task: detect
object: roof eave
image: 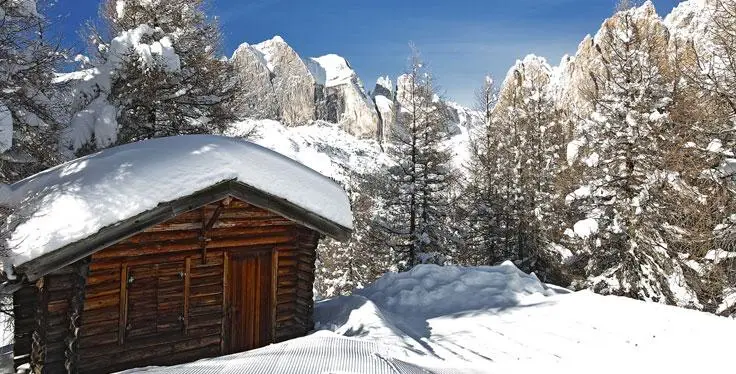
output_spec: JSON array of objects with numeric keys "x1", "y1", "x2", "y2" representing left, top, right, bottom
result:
[{"x1": 9, "y1": 179, "x2": 352, "y2": 285}]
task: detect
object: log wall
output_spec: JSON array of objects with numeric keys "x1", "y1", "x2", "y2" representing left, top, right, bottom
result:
[
  {"x1": 13, "y1": 283, "x2": 37, "y2": 369},
  {"x1": 14, "y1": 198, "x2": 320, "y2": 374}
]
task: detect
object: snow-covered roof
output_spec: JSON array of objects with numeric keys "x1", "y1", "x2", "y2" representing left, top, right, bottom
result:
[{"x1": 4, "y1": 135, "x2": 353, "y2": 272}]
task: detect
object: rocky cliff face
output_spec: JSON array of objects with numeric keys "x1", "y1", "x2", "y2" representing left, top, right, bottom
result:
[
  {"x1": 230, "y1": 43, "x2": 279, "y2": 120},
  {"x1": 230, "y1": 36, "x2": 480, "y2": 142},
  {"x1": 251, "y1": 36, "x2": 317, "y2": 125},
  {"x1": 308, "y1": 54, "x2": 380, "y2": 139},
  {"x1": 372, "y1": 76, "x2": 394, "y2": 143},
  {"x1": 498, "y1": 0, "x2": 684, "y2": 123}
]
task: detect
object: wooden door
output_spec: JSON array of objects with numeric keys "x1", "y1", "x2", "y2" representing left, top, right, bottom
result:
[{"x1": 228, "y1": 249, "x2": 273, "y2": 353}]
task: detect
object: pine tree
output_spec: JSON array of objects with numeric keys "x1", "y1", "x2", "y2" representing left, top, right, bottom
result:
[
  {"x1": 380, "y1": 48, "x2": 456, "y2": 270},
  {"x1": 0, "y1": 0, "x2": 63, "y2": 183},
  {"x1": 65, "y1": 0, "x2": 236, "y2": 153}
]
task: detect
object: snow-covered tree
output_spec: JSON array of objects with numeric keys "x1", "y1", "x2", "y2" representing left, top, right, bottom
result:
[
  {"x1": 566, "y1": 5, "x2": 700, "y2": 304},
  {"x1": 379, "y1": 49, "x2": 456, "y2": 270},
  {"x1": 457, "y1": 76, "x2": 505, "y2": 265},
  {"x1": 64, "y1": 0, "x2": 236, "y2": 153},
  {"x1": 669, "y1": 0, "x2": 736, "y2": 312},
  {"x1": 465, "y1": 57, "x2": 567, "y2": 275},
  {"x1": 316, "y1": 173, "x2": 394, "y2": 298},
  {"x1": 0, "y1": 0, "x2": 63, "y2": 183}
]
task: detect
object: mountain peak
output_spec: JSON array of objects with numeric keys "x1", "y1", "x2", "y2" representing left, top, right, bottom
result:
[
  {"x1": 375, "y1": 76, "x2": 393, "y2": 95},
  {"x1": 309, "y1": 54, "x2": 355, "y2": 88}
]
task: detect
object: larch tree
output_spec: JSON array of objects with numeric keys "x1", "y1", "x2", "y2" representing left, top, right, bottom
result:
[
  {"x1": 379, "y1": 48, "x2": 456, "y2": 270},
  {"x1": 482, "y1": 56, "x2": 566, "y2": 274},
  {"x1": 458, "y1": 76, "x2": 504, "y2": 266},
  {"x1": 567, "y1": 5, "x2": 699, "y2": 305},
  {"x1": 673, "y1": 0, "x2": 736, "y2": 312},
  {"x1": 64, "y1": 0, "x2": 237, "y2": 153}
]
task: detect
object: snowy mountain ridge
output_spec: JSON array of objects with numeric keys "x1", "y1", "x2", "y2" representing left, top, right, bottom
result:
[
  {"x1": 231, "y1": 35, "x2": 483, "y2": 142},
  {"x1": 308, "y1": 54, "x2": 357, "y2": 88},
  {"x1": 520, "y1": 0, "x2": 716, "y2": 116},
  {"x1": 231, "y1": 35, "x2": 381, "y2": 139}
]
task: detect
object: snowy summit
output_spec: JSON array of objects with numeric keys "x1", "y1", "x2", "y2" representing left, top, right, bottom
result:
[{"x1": 3, "y1": 135, "x2": 352, "y2": 269}]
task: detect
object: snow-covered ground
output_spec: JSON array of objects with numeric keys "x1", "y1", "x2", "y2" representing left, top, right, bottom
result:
[
  {"x1": 227, "y1": 119, "x2": 393, "y2": 188},
  {"x1": 122, "y1": 262, "x2": 735, "y2": 373},
  {"x1": 226, "y1": 112, "x2": 478, "y2": 189}
]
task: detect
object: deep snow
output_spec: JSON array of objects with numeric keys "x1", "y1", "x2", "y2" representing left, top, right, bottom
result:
[
  {"x1": 226, "y1": 119, "x2": 393, "y2": 188},
  {"x1": 3, "y1": 135, "x2": 352, "y2": 268},
  {"x1": 122, "y1": 262, "x2": 735, "y2": 373}
]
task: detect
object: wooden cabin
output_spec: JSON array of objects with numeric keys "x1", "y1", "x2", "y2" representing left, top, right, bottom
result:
[{"x1": 1, "y1": 136, "x2": 353, "y2": 374}]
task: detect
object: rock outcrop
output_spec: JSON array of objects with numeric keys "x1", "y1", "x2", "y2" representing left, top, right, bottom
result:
[
  {"x1": 230, "y1": 43, "x2": 279, "y2": 119},
  {"x1": 230, "y1": 36, "x2": 482, "y2": 142},
  {"x1": 252, "y1": 36, "x2": 316, "y2": 125},
  {"x1": 372, "y1": 76, "x2": 394, "y2": 143},
  {"x1": 308, "y1": 54, "x2": 380, "y2": 139}
]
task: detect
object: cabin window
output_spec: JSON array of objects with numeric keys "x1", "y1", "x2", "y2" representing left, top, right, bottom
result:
[{"x1": 119, "y1": 260, "x2": 189, "y2": 343}]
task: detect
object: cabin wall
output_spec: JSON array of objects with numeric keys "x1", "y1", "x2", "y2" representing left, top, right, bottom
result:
[
  {"x1": 12, "y1": 262, "x2": 90, "y2": 374},
  {"x1": 13, "y1": 283, "x2": 37, "y2": 369},
  {"x1": 85, "y1": 200, "x2": 318, "y2": 373},
  {"x1": 47, "y1": 198, "x2": 319, "y2": 374},
  {"x1": 273, "y1": 228, "x2": 319, "y2": 342},
  {"x1": 78, "y1": 252, "x2": 225, "y2": 373}
]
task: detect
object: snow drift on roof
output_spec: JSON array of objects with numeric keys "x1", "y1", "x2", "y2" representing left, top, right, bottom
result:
[{"x1": 4, "y1": 135, "x2": 352, "y2": 267}]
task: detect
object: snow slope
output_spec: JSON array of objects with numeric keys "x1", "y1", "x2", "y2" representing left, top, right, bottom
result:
[
  {"x1": 226, "y1": 115, "x2": 479, "y2": 191},
  {"x1": 226, "y1": 119, "x2": 392, "y2": 189},
  {"x1": 3, "y1": 135, "x2": 352, "y2": 268},
  {"x1": 122, "y1": 262, "x2": 735, "y2": 373}
]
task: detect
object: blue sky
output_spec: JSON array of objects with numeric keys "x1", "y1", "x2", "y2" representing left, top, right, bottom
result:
[{"x1": 52, "y1": 0, "x2": 681, "y2": 107}]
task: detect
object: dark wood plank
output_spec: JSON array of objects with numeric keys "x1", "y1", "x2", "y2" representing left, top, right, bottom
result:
[
  {"x1": 118, "y1": 264, "x2": 128, "y2": 345},
  {"x1": 184, "y1": 257, "x2": 191, "y2": 335}
]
